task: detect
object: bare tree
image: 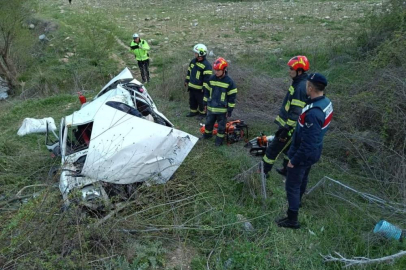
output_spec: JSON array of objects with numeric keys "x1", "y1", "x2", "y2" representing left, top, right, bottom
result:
[{"x1": 0, "y1": 0, "x2": 27, "y2": 92}]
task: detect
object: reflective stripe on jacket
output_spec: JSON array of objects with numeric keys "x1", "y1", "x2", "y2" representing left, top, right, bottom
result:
[
  {"x1": 275, "y1": 73, "x2": 308, "y2": 130},
  {"x1": 288, "y1": 96, "x2": 333, "y2": 166},
  {"x1": 204, "y1": 74, "x2": 237, "y2": 114},
  {"x1": 130, "y1": 39, "x2": 150, "y2": 61},
  {"x1": 185, "y1": 58, "x2": 213, "y2": 90}
]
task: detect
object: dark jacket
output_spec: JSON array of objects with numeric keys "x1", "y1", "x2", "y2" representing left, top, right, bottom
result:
[
  {"x1": 288, "y1": 96, "x2": 333, "y2": 166},
  {"x1": 203, "y1": 74, "x2": 237, "y2": 114},
  {"x1": 275, "y1": 73, "x2": 308, "y2": 130},
  {"x1": 185, "y1": 58, "x2": 212, "y2": 90}
]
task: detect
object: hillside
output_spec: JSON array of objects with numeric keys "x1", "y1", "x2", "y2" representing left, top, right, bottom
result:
[{"x1": 0, "y1": 0, "x2": 405, "y2": 269}]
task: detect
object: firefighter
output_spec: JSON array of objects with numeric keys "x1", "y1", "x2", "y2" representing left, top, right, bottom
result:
[
  {"x1": 184, "y1": 44, "x2": 213, "y2": 117},
  {"x1": 263, "y1": 56, "x2": 310, "y2": 178},
  {"x1": 130, "y1": 33, "x2": 151, "y2": 83},
  {"x1": 276, "y1": 73, "x2": 333, "y2": 229},
  {"x1": 201, "y1": 57, "x2": 237, "y2": 146}
]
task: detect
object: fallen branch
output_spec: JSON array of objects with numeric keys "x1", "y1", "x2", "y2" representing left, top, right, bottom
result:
[
  {"x1": 0, "y1": 207, "x2": 19, "y2": 211},
  {"x1": 0, "y1": 195, "x2": 33, "y2": 207},
  {"x1": 16, "y1": 184, "x2": 49, "y2": 197},
  {"x1": 88, "y1": 254, "x2": 118, "y2": 264},
  {"x1": 91, "y1": 200, "x2": 137, "y2": 228},
  {"x1": 321, "y1": 250, "x2": 406, "y2": 268},
  {"x1": 307, "y1": 176, "x2": 406, "y2": 213}
]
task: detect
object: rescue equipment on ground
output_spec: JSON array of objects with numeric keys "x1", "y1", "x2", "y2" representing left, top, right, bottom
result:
[
  {"x1": 244, "y1": 133, "x2": 275, "y2": 156},
  {"x1": 200, "y1": 120, "x2": 249, "y2": 144}
]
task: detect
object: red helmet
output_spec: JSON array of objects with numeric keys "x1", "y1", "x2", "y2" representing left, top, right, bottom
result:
[
  {"x1": 213, "y1": 57, "x2": 228, "y2": 70},
  {"x1": 287, "y1": 55, "x2": 310, "y2": 71}
]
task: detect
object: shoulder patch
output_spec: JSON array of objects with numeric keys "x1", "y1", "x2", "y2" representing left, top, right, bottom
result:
[{"x1": 305, "y1": 122, "x2": 313, "y2": 128}]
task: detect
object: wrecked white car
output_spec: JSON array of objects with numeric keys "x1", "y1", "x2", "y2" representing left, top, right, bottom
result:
[{"x1": 46, "y1": 68, "x2": 198, "y2": 209}]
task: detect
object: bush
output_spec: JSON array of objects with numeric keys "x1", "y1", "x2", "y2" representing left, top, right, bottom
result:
[
  {"x1": 326, "y1": 0, "x2": 406, "y2": 200},
  {"x1": 0, "y1": 0, "x2": 35, "y2": 91},
  {"x1": 356, "y1": 0, "x2": 406, "y2": 57}
]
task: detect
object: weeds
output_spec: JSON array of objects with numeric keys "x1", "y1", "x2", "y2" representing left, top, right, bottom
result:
[{"x1": 1, "y1": 0, "x2": 405, "y2": 269}]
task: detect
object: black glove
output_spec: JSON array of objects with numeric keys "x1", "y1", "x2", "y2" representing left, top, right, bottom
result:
[
  {"x1": 278, "y1": 127, "x2": 289, "y2": 141},
  {"x1": 131, "y1": 45, "x2": 139, "y2": 49},
  {"x1": 226, "y1": 110, "x2": 232, "y2": 118}
]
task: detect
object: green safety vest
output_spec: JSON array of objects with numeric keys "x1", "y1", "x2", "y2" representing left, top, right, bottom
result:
[{"x1": 130, "y1": 39, "x2": 150, "y2": 61}]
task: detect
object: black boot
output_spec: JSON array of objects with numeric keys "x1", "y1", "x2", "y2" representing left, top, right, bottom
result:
[
  {"x1": 198, "y1": 113, "x2": 207, "y2": 120},
  {"x1": 199, "y1": 134, "x2": 212, "y2": 140},
  {"x1": 276, "y1": 159, "x2": 289, "y2": 177},
  {"x1": 186, "y1": 112, "x2": 198, "y2": 117},
  {"x1": 215, "y1": 136, "x2": 224, "y2": 147},
  {"x1": 276, "y1": 209, "x2": 300, "y2": 229},
  {"x1": 275, "y1": 216, "x2": 289, "y2": 224}
]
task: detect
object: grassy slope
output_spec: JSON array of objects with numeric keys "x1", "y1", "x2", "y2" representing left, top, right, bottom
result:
[{"x1": 0, "y1": 0, "x2": 405, "y2": 269}]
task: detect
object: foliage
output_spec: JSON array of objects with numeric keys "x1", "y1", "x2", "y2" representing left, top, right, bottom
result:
[
  {"x1": 0, "y1": 0, "x2": 34, "y2": 91},
  {"x1": 356, "y1": 0, "x2": 406, "y2": 57},
  {"x1": 0, "y1": 0, "x2": 405, "y2": 270}
]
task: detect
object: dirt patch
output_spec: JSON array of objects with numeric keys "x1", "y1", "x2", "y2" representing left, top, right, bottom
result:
[
  {"x1": 165, "y1": 245, "x2": 197, "y2": 270},
  {"x1": 110, "y1": 53, "x2": 127, "y2": 69}
]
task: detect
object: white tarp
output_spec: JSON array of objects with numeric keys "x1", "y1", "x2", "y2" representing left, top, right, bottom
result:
[
  {"x1": 17, "y1": 117, "x2": 57, "y2": 136},
  {"x1": 81, "y1": 104, "x2": 198, "y2": 184}
]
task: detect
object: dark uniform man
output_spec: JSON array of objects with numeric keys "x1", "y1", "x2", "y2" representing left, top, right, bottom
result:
[
  {"x1": 276, "y1": 73, "x2": 333, "y2": 229},
  {"x1": 130, "y1": 33, "x2": 151, "y2": 83},
  {"x1": 263, "y1": 56, "x2": 310, "y2": 178},
  {"x1": 201, "y1": 57, "x2": 237, "y2": 146},
  {"x1": 185, "y1": 44, "x2": 213, "y2": 117}
]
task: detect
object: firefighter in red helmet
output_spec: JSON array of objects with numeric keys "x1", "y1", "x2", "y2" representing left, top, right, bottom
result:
[
  {"x1": 262, "y1": 56, "x2": 310, "y2": 177},
  {"x1": 201, "y1": 57, "x2": 237, "y2": 146}
]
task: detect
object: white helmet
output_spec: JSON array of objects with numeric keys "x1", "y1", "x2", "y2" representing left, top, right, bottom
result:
[
  {"x1": 193, "y1": 43, "x2": 207, "y2": 56},
  {"x1": 132, "y1": 33, "x2": 139, "y2": 38}
]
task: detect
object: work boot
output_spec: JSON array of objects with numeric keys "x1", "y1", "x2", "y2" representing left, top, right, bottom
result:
[
  {"x1": 186, "y1": 112, "x2": 198, "y2": 117},
  {"x1": 275, "y1": 216, "x2": 289, "y2": 224},
  {"x1": 199, "y1": 134, "x2": 212, "y2": 140},
  {"x1": 276, "y1": 159, "x2": 289, "y2": 177},
  {"x1": 276, "y1": 209, "x2": 300, "y2": 229},
  {"x1": 215, "y1": 136, "x2": 224, "y2": 147}
]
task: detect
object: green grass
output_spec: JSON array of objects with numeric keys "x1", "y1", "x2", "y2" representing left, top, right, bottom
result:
[{"x1": 0, "y1": 0, "x2": 405, "y2": 269}]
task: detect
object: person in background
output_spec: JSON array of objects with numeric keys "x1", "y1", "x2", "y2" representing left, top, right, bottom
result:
[
  {"x1": 276, "y1": 73, "x2": 333, "y2": 229},
  {"x1": 263, "y1": 56, "x2": 310, "y2": 178},
  {"x1": 201, "y1": 57, "x2": 237, "y2": 146},
  {"x1": 185, "y1": 44, "x2": 213, "y2": 118},
  {"x1": 130, "y1": 33, "x2": 151, "y2": 83}
]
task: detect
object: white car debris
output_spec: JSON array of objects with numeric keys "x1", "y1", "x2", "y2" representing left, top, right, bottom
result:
[{"x1": 45, "y1": 68, "x2": 198, "y2": 209}]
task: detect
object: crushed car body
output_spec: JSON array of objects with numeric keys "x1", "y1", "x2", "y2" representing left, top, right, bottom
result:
[{"x1": 46, "y1": 68, "x2": 198, "y2": 209}]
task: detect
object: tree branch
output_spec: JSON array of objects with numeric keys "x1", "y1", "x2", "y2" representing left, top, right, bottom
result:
[{"x1": 321, "y1": 250, "x2": 406, "y2": 268}]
